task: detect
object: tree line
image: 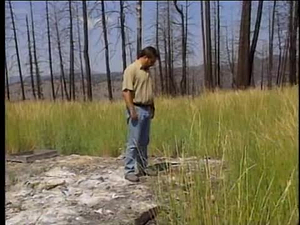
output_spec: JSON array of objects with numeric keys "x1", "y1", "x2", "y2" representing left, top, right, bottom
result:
[{"x1": 5, "y1": 1, "x2": 299, "y2": 101}]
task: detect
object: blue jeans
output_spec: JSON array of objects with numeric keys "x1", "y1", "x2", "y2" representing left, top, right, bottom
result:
[{"x1": 124, "y1": 106, "x2": 151, "y2": 175}]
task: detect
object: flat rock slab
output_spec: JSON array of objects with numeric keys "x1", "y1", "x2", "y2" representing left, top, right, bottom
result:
[
  {"x1": 5, "y1": 155, "x2": 159, "y2": 225},
  {"x1": 5, "y1": 154, "x2": 226, "y2": 225},
  {"x1": 6, "y1": 149, "x2": 59, "y2": 163}
]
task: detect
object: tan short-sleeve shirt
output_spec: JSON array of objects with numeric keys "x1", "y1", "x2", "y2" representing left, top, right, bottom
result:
[{"x1": 122, "y1": 60, "x2": 154, "y2": 105}]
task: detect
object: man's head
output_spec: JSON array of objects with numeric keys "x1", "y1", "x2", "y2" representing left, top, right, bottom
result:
[{"x1": 137, "y1": 46, "x2": 159, "y2": 69}]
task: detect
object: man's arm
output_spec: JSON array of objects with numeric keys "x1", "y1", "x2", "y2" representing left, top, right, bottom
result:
[
  {"x1": 150, "y1": 101, "x2": 155, "y2": 119},
  {"x1": 122, "y1": 65, "x2": 138, "y2": 120},
  {"x1": 122, "y1": 90, "x2": 138, "y2": 120}
]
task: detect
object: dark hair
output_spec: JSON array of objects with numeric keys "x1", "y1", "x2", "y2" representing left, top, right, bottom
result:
[{"x1": 137, "y1": 46, "x2": 159, "y2": 59}]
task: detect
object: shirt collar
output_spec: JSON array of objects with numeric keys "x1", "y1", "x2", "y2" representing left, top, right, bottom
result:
[
  {"x1": 135, "y1": 60, "x2": 143, "y2": 69},
  {"x1": 135, "y1": 60, "x2": 149, "y2": 71}
]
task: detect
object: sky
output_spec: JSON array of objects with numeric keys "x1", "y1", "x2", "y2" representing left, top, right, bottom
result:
[{"x1": 5, "y1": 1, "x2": 273, "y2": 78}]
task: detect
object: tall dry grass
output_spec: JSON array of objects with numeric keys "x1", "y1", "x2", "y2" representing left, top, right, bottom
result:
[{"x1": 5, "y1": 86, "x2": 298, "y2": 224}]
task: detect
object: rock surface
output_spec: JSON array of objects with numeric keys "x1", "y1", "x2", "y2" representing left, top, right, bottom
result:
[{"x1": 5, "y1": 154, "x2": 226, "y2": 225}]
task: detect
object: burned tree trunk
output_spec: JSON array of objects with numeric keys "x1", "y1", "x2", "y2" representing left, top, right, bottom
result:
[
  {"x1": 46, "y1": 0, "x2": 55, "y2": 100},
  {"x1": 82, "y1": 0, "x2": 93, "y2": 101},
  {"x1": 163, "y1": 27, "x2": 169, "y2": 95},
  {"x1": 236, "y1": 1, "x2": 251, "y2": 89},
  {"x1": 101, "y1": 0, "x2": 113, "y2": 101},
  {"x1": 276, "y1": 8, "x2": 282, "y2": 86},
  {"x1": 261, "y1": 46, "x2": 265, "y2": 90},
  {"x1": 120, "y1": 0, "x2": 127, "y2": 72},
  {"x1": 76, "y1": 3, "x2": 86, "y2": 101},
  {"x1": 231, "y1": 27, "x2": 236, "y2": 88},
  {"x1": 200, "y1": 1, "x2": 207, "y2": 90},
  {"x1": 289, "y1": 1, "x2": 297, "y2": 85},
  {"x1": 30, "y1": 1, "x2": 42, "y2": 99},
  {"x1": 26, "y1": 15, "x2": 36, "y2": 100},
  {"x1": 268, "y1": 0, "x2": 275, "y2": 89},
  {"x1": 9, "y1": 0, "x2": 26, "y2": 100},
  {"x1": 54, "y1": 8, "x2": 69, "y2": 100},
  {"x1": 136, "y1": 0, "x2": 142, "y2": 57},
  {"x1": 69, "y1": 0, "x2": 75, "y2": 100},
  {"x1": 217, "y1": 0, "x2": 220, "y2": 88},
  {"x1": 204, "y1": 1, "x2": 213, "y2": 90},
  {"x1": 174, "y1": 0, "x2": 187, "y2": 95},
  {"x1": 248, "y1": 0, "x2": 263, "y2": 87},
  {"x1": 185, "y1": 0, "x2": 189, "y2": 94},
  {"x1": 5, "y1": 53, "x2": 10, "y2": 101}
]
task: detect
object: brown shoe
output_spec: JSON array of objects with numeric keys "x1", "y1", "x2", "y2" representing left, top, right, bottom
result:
[
  {"x1": 137, "y1": 168, "x2": 158, "y2": 177},
  {"x1": 125, "y1": 173, "x2": 140, "y2": 182}
]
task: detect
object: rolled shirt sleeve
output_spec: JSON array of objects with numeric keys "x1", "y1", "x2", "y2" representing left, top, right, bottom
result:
[{"x1": 122, "y1": 65, "x2": 135, "y2": 91}]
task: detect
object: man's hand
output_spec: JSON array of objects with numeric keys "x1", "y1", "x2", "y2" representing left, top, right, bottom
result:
[
  {"x1": 129, "y1": 107, "x2": 138, "y2": 120},
  {"x1": 122, "y1": 90, "x2": 138, "y2": 120},
  {"x1": 150, "y1": 105, "x2": 155, "y2": 119}
]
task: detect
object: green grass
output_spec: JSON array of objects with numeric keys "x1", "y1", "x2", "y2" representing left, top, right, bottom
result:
[{"x1": 5, "y1": 86, "x2": 298, "y2": 224}]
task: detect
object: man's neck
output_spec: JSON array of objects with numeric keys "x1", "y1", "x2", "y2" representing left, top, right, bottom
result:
[
  {"x1": 136, "y1": 59, "x2": 150, "y2": 71},
  {"x1": 136, "y1": 59, "x2": 143, "y2": 67}
]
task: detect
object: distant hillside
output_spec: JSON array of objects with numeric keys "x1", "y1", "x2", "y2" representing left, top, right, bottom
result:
[
  {"x1": 6, "y1": 55, "x2": 293, "y2": 101},
  {"x1": 8, "y1": 71, "x2": 123, "y2": 85}
]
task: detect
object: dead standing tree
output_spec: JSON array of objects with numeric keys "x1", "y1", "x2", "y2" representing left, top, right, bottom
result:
[
  {"x1": 30, "y1": 1, "x2": 43, "y2": 99},
  {"x1": 275, "y1": 5, "x2": 283, "y2": 86},
  {"x1": 136, "y1": 0, "x2": 142, "y2": 57},
  {"x1": 82, "y1": 0, "x2": 93, "y2": 101},
  {"x1": 54, "y1": 4, "x2": 70, "y2": 100},
  {"x1": 268, "y1": 0, "x2": 275, "y2": 89},
  {"x1": 248, "y1": 0, "x2": 263, "y2": 87},
  {"x1": 174, "y1": 0, "x2": 187, "y2": 95},
  {"x1": 236, "y1": 1, "x2": 251, "y2": 89},
  {"x1": 75, "y1": 2, "x2": 86, "y2": 101},
  {"x1": 26, "y1": 15, "x2": 36, "y2": 100},
  {"x1": 46, "y1": 0, "x2": 56, "y2": 100},
  {"x1": 101, "y1": 0, "x2": 113, "y2": 101},
  {"x1": 216, "y1": 0, "x2": 221, "y2": 88},
  {"x1": 5, "y1": 51, "x2": 10, "y2": 101},
  {"x1": 289, "y1": 1, "x2": 298, "y2": 85},
  {"x1": 120, "y1": 0, "x2": 127, "y2": 72},
  {"x1": 204, "y1": 1, "x2": 213, "y2": 90},
  {"x1": 69, "y1": 0, "x2": 75, "y2": 100},
  {"x1": 200, "y1": 1, "x2": 207, "y2": 90},
  {"x1": 9, "y1": 0, "x2": 26, "y2": 100}
]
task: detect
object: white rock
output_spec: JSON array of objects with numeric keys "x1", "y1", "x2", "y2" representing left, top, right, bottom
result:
[
  {"x1": 44, "y1": 167, "x2": 76, "y2": 178},
  {"x1": 77, "y1": 192, "x2": 104, "y2": 207},
  {"x1": 95, "y1": 208, "x2": 103, "y2": 214}
]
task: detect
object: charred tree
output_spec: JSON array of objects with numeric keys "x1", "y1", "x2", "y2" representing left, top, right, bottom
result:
[
  {"x1": 9, "y1": 0, "x2": 26, "y2": 100},
  {"x1": 101, "y1": 0, "x2": 113, "y2": 100},
  {"x1": 26, "y1": 15, "x2": 36, "y2": 100},
  {"x1": 46, "y1": 0, "x2": 56, "y2": 100},
  {"x1": 82, "y1": 0, "x2": 93, "y2": 101}
]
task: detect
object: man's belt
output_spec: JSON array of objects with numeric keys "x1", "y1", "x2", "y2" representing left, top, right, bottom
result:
[{"x1": 133, "y1": 103, "x2": 153, "y2": 108}]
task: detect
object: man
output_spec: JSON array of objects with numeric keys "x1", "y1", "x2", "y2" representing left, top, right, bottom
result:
[{"x1": 122, "y1": 46, "x2": 158, "y2": 182}]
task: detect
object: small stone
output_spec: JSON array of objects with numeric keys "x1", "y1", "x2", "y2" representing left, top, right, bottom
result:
[
  {"x1": 106, "y1": 209, "x2": 114, "y2": 215},
  {"x1": 42, "y1": 179, "x2": 66, "y2": 190},
  {"x1": 95, "y1": 208, "x2": 103, "y2": 214}
]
